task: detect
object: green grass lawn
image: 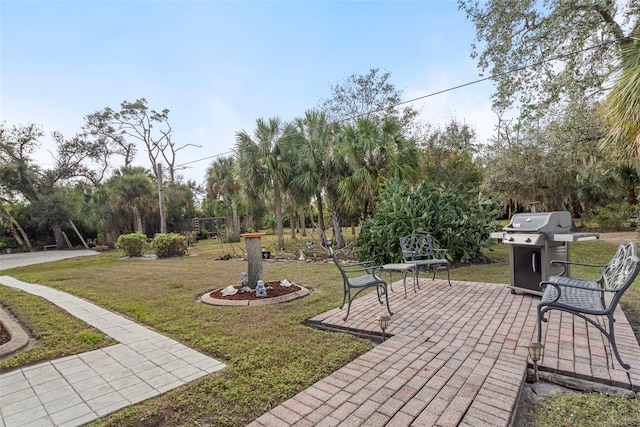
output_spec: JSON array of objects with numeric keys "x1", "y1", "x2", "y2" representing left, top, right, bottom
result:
[{"x1": 0, "y1": 235, "x2": 638, "y2": 426}]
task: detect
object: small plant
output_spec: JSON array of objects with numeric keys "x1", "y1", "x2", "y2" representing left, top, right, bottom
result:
[
  {"x1": 75, "y1": 330, "x2": 106, "y2": 345},
  {"x1": 96, "y1": 230, "x2": 106, "y2": 246},
  {"x1": 200, "y1": 229, "x2": 211, "y2": 239},
  {"x1": 116, "y1": 232, "x2": 147, "y2": 257},
  {"x1": 150, "y1": 233, "x2": 187, "y2": 258}
]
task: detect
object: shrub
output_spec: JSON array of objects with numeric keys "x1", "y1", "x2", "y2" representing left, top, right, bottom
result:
[
  {"x1": 357, "y1": 179, "x2": 501, "y2": 264},
  {"x1": 150, "y1": 233, "x2": 187, "y2": 258},
  {"x1": 593, "y1": 203, "x2": 634, "y2": 231},
  {"x1": 216, "y1": 224, "x2": 240, "y2": 243},
  {"x1": 116, "y1": 233, "x2": 147, "y2": 257},
  {"x1": 200, "y1": 229, "x2": 211, "y2": 239}
]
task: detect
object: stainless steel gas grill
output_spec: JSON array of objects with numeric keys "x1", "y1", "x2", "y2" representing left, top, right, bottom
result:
[{"x1": 490, "y1": 211, "x2": 599, "y2": 295}]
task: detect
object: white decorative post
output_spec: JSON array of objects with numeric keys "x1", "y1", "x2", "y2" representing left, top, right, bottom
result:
[{"x1": 241, "y1": 233, "x2": 266, "y2": 288}]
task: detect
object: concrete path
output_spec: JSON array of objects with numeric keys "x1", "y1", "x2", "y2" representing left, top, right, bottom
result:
[
  {"x1": 0, "y1": 276, "x2": 226, "y2": 427},
  {"x1": 0, "y1": 250, "x2": 99, "y2": 271}
]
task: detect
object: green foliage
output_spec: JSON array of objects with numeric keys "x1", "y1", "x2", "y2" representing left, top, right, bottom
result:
[
  {"x1": 420, "y1": 119, "x2": 482, "y2": 191},
  {"x1": 357, "y1": 179, "x2": 501, "y2": 264},
  {"x1": 150, "y1": 233, "x2": 187, "y2": 258},
  {"x1": 116, "y1": 232, "x2": 147, "y2": 257},
  {"x1": 0, "y1": 235, "x2": 9, "y2": 249},
  {"x1": 593, "y1": 203, "x2": 635, "y2": 230},
  {"x1": 458, "y1": 0, "x2": 637, "y2": 115},
  {"x1": 75, "y1": 330, "x2": 106, "y2": 345},
  {"x1": 200, "y1": 229, "x2": 211, "y2": 239}
]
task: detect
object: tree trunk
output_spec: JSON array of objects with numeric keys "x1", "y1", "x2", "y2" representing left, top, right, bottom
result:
[
  {"x1": 300, "y1": 207, "x2": 307, "y2": 237},
  {"x1": 275, "y1": 186, "x2": 285, "y2": 250},
  {"x1": 231, "y1": 198, "x2": 240, "y2": 240},
  {"x1": 133, "y1": 207, "x2": 143, "y2": 234},
  {"x1": 290, "y1": 206, "x2": 296, "y2": 239},
  {"x1": 1, "y1": 208, "x2": 33, "y2": 251},
  {"x1": 315, "y1": 191, "x2": 326, "y2": 242},
  {"x1": 53, "y1": 226, "x2": 67, "y2": 249},
  {"x1": 157, "y1": 164, "x2": 167, "y2": 233},
  {"x1": 328, "y1": 195, "x2": 345, "y2": 249}
]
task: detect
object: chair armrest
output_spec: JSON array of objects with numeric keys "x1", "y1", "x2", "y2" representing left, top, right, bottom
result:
[
  {"x1": 550, "y1": 259, "x2": 607, "y2": 268},
  {"x1": 540, "y1": 280, "x2": 609, "y2": 293},
  {"x1": 549, "y1": 259, "x2": 607, "y2": 276},
  {"x1": 341, "y1": 262, "x2": 382, "y2": 275}
]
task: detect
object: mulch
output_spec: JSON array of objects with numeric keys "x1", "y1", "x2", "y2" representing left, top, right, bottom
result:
[
  {"x1": 209, "y1": 281, "x2": 301, "y2": 301},
  {"x1": 0, "y1": 323, "x2": 10, "y2": 346}
]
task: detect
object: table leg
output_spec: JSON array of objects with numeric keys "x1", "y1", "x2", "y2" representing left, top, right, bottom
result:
[{"x1": 402, "y1": 270, "x2": 408, "y2": 299}]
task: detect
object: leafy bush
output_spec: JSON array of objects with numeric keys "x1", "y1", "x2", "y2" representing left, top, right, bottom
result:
[
  {"x1": 593, "y1": 203, "x2": 634, "y2": 230},
  {"x1": 200, "y1": 229, "x2": 211, "y2": 239},
  {"x1": 116, "y1": 233, "x2": 147, "y2": 257},
  {"x1": 150, "y1": 233, "x2": 187, "y2": 258},
  {"x1": 357, "y1": 179, "x2": 501, "y2": 264}
]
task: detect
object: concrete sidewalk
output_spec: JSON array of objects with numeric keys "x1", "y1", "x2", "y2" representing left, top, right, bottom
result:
[
  {"x1": 0, "y1": 276, "x2": 226, "y2": 427},
  {"x1": 0, "y1": 250, "x2": 99, "y2": 271}
]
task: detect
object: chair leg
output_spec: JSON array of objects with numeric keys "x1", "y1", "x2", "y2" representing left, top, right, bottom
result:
[
  {"x1": 383, "y1": 284, "x2": 393, "y2": 316},
  {"x1": 340, "y1": 288, "x2": 348, "y2": 309},
  {"x1": 608, "y1": 315, "x2": 631, "y2": 370},
  {"x1": 537, "y1": 306, "x2": 545, "y2": 343},
  {"x1": 343, "y1": 294, "x2": 353, "y2": 321},
  {"x1": 446, "y1": 263, "x2": 451, "y2": 286},
  {"x1": 375, "y1": 286, "x2": 384, "y2": 304}
]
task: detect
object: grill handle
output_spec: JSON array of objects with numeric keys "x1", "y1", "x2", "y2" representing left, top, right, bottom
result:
[{"x1": 532, "y1": 253, "x2": 537, "y2": 272}]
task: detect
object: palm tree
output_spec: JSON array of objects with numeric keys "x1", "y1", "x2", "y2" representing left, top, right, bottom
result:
[
  {"x1": 292, "y1": 110, "x2": 336, "y2": 244},
  {"x1": 236, "y1": 117, "x2": 294, "y2": 250},
  {"x1": 601, "y1": 38, "x2": 640, "y2": 163},
  {"x1": 106, "y1": 167, "x2": 156, "y2": 234},
  {"x1": 206, "y1": 156, "x2": 241, "y2": 241},
  {"x1": 337, "y1": 116, "x2": 419, "y2": 218},
  {"x1": 85, "y1": 186, "x2": 119, "y2": 246}
]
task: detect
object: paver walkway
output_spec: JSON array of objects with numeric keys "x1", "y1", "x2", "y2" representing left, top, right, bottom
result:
[
  {"x1": 249, "y1": 278, "x2": 640, "y2": 427},
  {"x1": 0, "y1": 276, "x2": 226, "y2": 427}
]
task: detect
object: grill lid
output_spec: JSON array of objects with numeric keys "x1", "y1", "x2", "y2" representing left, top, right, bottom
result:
[{"x1": 503, "y1": 211, "x2": 572, "y2": 233}]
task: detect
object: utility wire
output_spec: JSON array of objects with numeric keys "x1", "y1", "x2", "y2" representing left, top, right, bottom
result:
[{"x1": 177, "y1": 31, "x2": 638, "y2": 169}]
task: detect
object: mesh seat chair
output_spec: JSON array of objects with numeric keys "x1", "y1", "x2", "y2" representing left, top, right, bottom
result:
[
  {"x1": 330, "y1": 251, "x2": 393, "y2": 321},
  {"x1": 537, "y1": 242, "x2": 640, "y2": 369},
  {"x1": 400, "y1": 234, "x2": 451, "y2": 286}
]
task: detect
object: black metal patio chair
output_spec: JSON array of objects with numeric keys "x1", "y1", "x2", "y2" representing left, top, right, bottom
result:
[
  {"x1": 330, "y1": 251, "x2": 393, "y2": 321},
  {"x1": 400, "y1": 234, "x2": 451, "y2": 286}
]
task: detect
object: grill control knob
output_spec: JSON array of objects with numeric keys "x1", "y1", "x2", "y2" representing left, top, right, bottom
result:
[
  {"x1": 525, "y1": 237, "x2": 531, "y2": 243},
  {"x1": 507, "y1": 236, "x2": 514, "y2": 242}
]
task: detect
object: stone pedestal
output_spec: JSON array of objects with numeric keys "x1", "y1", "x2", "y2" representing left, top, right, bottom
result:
[{"x1": 241, "y1": 233, "x2": 266, "y2": 288}]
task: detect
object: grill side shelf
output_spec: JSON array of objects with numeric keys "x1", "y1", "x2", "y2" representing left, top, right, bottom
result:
[{"x1": 547, "y1": 233, "x2": 599, "y2": 242}]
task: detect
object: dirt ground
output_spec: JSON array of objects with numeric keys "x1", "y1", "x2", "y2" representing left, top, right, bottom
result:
[{"x1": 596, "y1": 230, "x2": 639, "y2": 245}]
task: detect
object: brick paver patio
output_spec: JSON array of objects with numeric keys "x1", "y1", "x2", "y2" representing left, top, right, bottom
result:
[{"x1": 249, "y1": 278, "x2": 640, "y2": 426}]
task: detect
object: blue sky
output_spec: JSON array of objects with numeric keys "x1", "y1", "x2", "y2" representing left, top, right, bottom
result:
[{"x1": 1, "y1": 0, "x2": 497, "y2": 184}]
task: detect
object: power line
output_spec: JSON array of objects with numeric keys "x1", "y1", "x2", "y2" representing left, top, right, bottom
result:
[
  {"x1": 177, "y1": 32, "x2": 637, "y2": 169},
  {"x1": 176, "y1": 150, "x2": 235, "y2": 168}
]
